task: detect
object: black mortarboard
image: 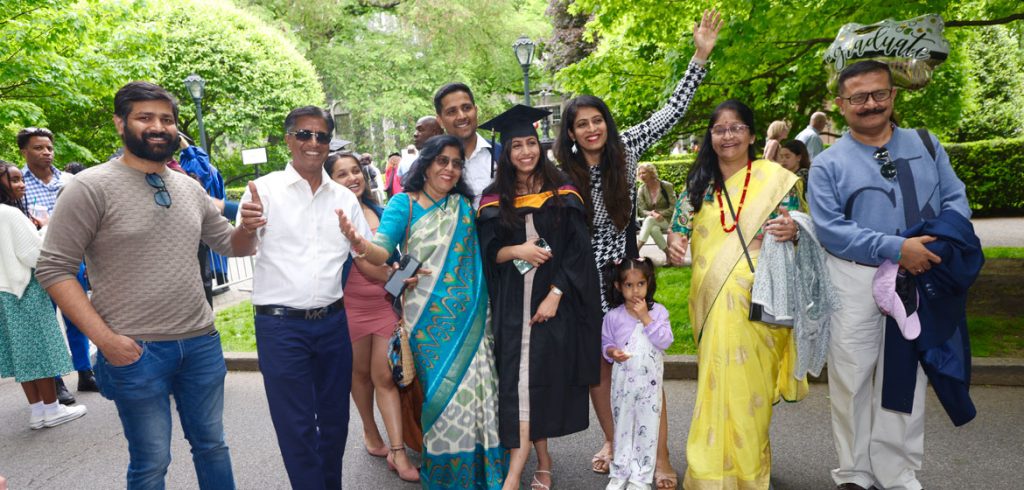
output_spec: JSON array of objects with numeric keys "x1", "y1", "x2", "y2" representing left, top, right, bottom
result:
[
  {"x1": 479, "y1": 104, "x2": 551, "y2": 146},
  {"x1": 480, "y1": 104, "x2": 551, "y2": 178}
]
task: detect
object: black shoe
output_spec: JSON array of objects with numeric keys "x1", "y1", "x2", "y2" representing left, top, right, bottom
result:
[
  {"x1": 55, "y1": 377, "x2": 76, "y2": 405},
  {"x1": 837, "y1": 484, "x2": 868, "y2": 490},
  {"x1": 77, "y1": 370, "x2": 99, "y2": 392}
]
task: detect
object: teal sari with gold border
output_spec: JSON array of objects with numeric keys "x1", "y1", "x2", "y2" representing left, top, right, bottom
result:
[{"x1": 373, "y1": 192, "x2": 507, "y2": 489}]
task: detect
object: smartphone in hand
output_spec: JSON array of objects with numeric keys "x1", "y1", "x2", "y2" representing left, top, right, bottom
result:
[
  {"x1": 513, "y1": 238, "x2": 551, "y2": 275},
  {"x1": 384, "y1": 255, "x2": 422, "y2": 298}
]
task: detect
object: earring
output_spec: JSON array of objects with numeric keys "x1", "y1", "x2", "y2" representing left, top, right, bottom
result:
[{"x1": 571, "y1": 142, "x2": 578, "y2": 154}]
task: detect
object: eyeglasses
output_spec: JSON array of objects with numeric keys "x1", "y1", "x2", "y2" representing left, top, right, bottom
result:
[
  {"x1": 287, "y1": 130, "x2": 331, "y2": 145},
  {"x1": 873, "y1": 147, "x2": 897, "y2": 180},
  {"x1": 839, "y1": 88, "x2": 893, "y2": 105},
  {"x1": 145, "y1": 173, "x2": 172, "y2": 208},
  {"x1": 710, "y1": 124, "x2": 749, "y2": 137},
  {"x1": 433, "y1": 155, "x2": 465, "y2": 170}
]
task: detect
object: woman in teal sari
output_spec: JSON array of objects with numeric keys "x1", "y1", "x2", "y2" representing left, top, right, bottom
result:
[{"x1": 339, "y1": 135, "x2": 507, "y2": 489}]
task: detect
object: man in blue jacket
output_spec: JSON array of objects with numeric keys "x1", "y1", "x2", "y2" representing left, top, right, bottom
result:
[{"x1": 807, "y1": 60, "x2": 970, "y2": 490}]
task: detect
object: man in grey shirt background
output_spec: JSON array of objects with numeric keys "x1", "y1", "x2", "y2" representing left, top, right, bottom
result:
[{"x1": 36, "y1": 82, "x2": 257, "y2": 490}]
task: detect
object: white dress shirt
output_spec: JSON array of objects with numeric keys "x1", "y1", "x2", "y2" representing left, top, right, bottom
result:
[
  {"x1": 463, "y1": 132, "x2": 494, "y2": 206},
  {"x1": 239, "y1": 163, "x2": 371, "y2": 309}
]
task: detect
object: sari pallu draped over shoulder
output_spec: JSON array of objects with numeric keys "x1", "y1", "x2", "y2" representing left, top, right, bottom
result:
[
  {"x1": 375, "y1": 193, "x2": 507, "y2": 489},
  {"x1": 684, "y1": 160, "x2": 808, "y2": 490}
]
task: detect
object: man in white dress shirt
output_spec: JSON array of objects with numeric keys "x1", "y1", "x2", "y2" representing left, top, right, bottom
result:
[
  {"x1": 235, "y1": 106, "x2": 371, "y2": 490},
  {"x1": 433, "y1": 83, "x2": 496, "y2": 203}
]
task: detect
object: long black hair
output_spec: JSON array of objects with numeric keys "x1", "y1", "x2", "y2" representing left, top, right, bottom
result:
[
  {"x1": 485, "y1": 137, "x2": 568, "y2": 228},
  {"x1": 606, "y1": 257, "x2": 657, "y2": 310},
  {"x1": 401, "y1": 135, "x2": 474, "y2": 202},
  {"x1": 325, "y1": 151, "x2": 378, "y2": 206},
  {"x1": 781, "y1": 139, "x2": 812, "y2": 171},
  {"x1": 684, "y1": 100, "x2": 757, "y2": 213},
  {"x1": 0, "y1": 160, "x2": 29, "y2": 217},
  {"x1": 554, "y1": 95, "x2": 630, "y2": 230}
]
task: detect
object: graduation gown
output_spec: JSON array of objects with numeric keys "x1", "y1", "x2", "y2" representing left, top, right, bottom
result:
[{"x1": 478, "y1": 185, "x2": 603, "y2": 448}]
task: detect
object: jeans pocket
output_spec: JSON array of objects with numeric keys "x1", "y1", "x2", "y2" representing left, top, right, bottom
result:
[{"x1": 97, "y1": 343, "x2": 160, "y2": 401}]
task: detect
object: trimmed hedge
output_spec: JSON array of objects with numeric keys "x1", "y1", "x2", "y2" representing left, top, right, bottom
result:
[
  {"x1": 945, "y1": 137, "x2": 1024, "y2": 215},
  {"x1": 225, "y1": 187, "x2": 246, "y2": 202},
  {"x1": 641, "y1": 137, "x2": 1024, "y2": 216}
]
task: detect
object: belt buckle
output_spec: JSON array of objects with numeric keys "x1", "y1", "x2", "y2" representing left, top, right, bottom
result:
[{"x1": 304, "y1": 307, "x2": 327, "y2": 320}]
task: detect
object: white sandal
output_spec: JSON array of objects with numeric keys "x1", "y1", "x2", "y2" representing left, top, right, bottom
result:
[{"x1": 530, "y1": 469, "x2": 552, "y2": 489}]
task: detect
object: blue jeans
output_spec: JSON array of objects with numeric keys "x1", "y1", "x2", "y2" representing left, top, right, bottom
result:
[
  {"x1": 94, "y1": 330, "x2": 235, "y2": 490},
  {"x1": 255, "y1": 308, "x2": 352, "y2": 490}
]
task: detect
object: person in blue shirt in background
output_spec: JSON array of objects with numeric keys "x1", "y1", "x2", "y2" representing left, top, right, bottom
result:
[
  {"x1": 807, "y1": 60, "x2": 969, "y2": 490},
  {"x1": 177, "y1": 134, "x2": 237, "y2": 294}
]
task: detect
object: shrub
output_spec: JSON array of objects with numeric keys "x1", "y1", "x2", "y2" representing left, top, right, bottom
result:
[{"x1": 945, "y1": 137, "x2": 1024, "y2": 216}]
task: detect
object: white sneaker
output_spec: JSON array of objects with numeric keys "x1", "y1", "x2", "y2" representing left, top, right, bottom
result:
[
  {"x1": 42, "y1": 403, "x2": 87, "y2": 428},
  {"x1": 29, "y1": 412, "x2": 45, "y2": 430}
]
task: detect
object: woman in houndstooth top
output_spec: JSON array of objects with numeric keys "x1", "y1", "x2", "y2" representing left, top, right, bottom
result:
[{"x1": 552, "y1": 9, "x2": 722, "y2": 488}]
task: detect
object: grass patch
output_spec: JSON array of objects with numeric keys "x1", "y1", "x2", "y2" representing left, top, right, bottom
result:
[
  {"x1": 654, "y1": 267, "x2": 697, "y2": 355},
  {"x1": 983, "y1": 247, "x2": 1024, "y2": 259},
  {"x1": 968, "y1": 315, "x2": 1024, "y2": 357},
  {"x1": 216, "y1": 300, "x2": 257, "y2": 352}
]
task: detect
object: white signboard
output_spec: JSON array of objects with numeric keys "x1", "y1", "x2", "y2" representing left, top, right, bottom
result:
[{"x1": 241, "y1": 148, "x2": 268, "y2": 165}]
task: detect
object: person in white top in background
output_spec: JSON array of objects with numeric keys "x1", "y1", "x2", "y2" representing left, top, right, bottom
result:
[{"x1": 235, "y1": 106, "x2": 371, "y2": 490}]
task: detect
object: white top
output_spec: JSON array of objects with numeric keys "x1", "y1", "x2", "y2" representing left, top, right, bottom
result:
[
  {"x1": 397, "y1": 149, "x2": 418, "y2": 177},
  {"x1": 795, "y1": 125, "x2": 824, "y2": 160},
  {"x1": 0, "y1": 205, "x2": 44, "y2": 298},
  {"x1": 463, "y1": 132, "x2": 494, "y2": 207},
  {"x1": 239, "y1": 163, "x2": 371, "y2": 309}
]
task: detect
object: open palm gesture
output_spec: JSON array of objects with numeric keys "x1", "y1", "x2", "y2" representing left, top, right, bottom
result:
[{"x1": 693, "y1": 9, "x2": 723, "y2": 62}]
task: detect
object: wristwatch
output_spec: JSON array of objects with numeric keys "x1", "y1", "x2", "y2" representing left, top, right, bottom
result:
[{"x1": 550, "y1": 286, "x2": 563, "y2": 296}]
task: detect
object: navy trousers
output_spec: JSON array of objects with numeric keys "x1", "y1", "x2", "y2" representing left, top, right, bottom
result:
[{"x1": 255, "y1": 308, "x2": 353, "y2": 490}]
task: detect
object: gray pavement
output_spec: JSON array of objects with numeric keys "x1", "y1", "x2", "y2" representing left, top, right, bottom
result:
[{"x1": 2, "y1": 371, "x2": 1022, "y2": 489}]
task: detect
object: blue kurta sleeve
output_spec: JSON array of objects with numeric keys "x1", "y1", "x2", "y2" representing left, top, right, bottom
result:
[{"x1": 373, "y1": 193, "x2": 411, "y2": 253}]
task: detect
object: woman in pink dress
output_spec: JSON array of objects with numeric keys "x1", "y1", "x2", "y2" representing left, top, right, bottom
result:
[{"x1": 326, "y1": 152, "x2": 419, "y2": 482}]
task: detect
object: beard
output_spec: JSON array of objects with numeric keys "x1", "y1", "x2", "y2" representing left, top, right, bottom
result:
[{"x1": 122, "y1": 128, "x2": 179, "y2": 163}]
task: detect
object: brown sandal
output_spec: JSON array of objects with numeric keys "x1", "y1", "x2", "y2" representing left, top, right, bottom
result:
[{"x1": 655, "y1": 470, "x2": 678, "y2": 489}]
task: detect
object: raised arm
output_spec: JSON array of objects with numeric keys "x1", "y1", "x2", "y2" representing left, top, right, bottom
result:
[{"x1": 621, "y1": 9, "x2": 722, "y2": 161}]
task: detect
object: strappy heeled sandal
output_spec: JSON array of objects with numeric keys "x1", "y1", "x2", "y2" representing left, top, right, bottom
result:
[
  {"x1": 386, "y1": 445, "x2": 420, "y2": 483},
  {"x1": 530, "y1": 469, "x2": 552, "y2": 489}
]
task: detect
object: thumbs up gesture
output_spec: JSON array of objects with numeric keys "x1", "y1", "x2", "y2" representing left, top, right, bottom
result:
[{"x1": 240, "y1": 181, "x2": 267, "y2": 234}]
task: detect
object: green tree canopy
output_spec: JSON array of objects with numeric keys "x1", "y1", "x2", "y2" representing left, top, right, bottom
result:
[
  {"x1": 553, "y1": 1, "x2": 1023, "y2": 150},
  {"x1": 243, "y1": 0, "x2": 552, "y2": 158},
  {"x1": 0, "y1": 0, "x2": 324, "y2": 179}
]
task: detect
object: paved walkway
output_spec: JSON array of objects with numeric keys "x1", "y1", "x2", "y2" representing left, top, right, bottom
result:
[{"x1": 1, "y1": 372, "x2": 1021, "y2": 489}]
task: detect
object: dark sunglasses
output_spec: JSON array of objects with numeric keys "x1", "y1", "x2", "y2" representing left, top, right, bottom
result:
[
  {"x1": 287, "y1": 130, "x2": 331, "y2": 144},
  {"x1": 145, "y1": 173, "x2": 172, "y2": 208},
  {"x1": 433, "y1": 155, "x2": 465, "y2": 170},
  {"x1": 873, "y1": 147, "x2": 897, "y2": 180}
]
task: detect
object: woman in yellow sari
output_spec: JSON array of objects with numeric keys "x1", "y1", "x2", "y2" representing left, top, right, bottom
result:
[{"x1": 666, "y1": 100, "x2": 808, "y2": 489}]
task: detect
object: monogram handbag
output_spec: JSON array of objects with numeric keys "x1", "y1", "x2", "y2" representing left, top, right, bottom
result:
[{"x1": 721, "y1": 184, "x2": 794, "y2": 327}]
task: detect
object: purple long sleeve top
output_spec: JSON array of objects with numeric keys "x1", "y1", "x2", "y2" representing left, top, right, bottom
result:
[{"x1": 601, "y1": 302, "x2": 673, "y2": 362}]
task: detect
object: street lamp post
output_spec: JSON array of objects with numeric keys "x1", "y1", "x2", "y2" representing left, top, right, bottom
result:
[
  {"x1": 512, "y1": 35, "x2": 536, "y2": 106},
  {"x1": 540, "y1": 84, "x2": 552, "y2": 140},
  {"x1": 183, "y1": 74, "x2": 208, "y2": 151}
]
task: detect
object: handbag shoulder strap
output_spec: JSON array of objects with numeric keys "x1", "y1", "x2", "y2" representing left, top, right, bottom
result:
[
  {"x1": 916, "y1": 128, "x2": 936, "y2": 161},
  {"x1": 721, "y1": 183, "x2": 756, "y2": 274}
]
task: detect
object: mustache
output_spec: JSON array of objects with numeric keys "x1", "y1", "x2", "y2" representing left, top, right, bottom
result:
[
  {"x1": 142, "y1": 132, "x2": 173, "y2": 143},
  {"x1": 856, "y1": 106, "x2": 887, "y2": 117}
]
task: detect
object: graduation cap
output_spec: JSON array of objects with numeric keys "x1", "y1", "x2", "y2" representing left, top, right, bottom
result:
[
  {"x1": 328, "y1": 138, "x2": 352, "y2": 153},
  {"x1": 479, "y1": 104, "x2": 551, "y2": 177}
]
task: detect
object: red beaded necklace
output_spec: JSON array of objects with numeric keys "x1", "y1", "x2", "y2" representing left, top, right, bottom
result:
[{"x1": 715, "y1": 160, "x2": 753, "y2": 233}]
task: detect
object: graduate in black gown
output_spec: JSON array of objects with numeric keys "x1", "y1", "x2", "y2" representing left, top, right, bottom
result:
[{"x1": 477, "y1": 105, "x2": 603, "y2": 490}]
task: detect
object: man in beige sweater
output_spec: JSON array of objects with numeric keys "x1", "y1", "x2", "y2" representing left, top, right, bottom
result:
[{"x1": 36, "y1": 82, "x2": 259, "y2": 490}]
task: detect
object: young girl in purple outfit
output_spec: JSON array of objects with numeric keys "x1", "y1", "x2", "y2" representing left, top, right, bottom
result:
[{"x1": 602, "y1": 258, "x2": 673, "y2": 490}]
